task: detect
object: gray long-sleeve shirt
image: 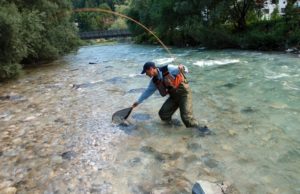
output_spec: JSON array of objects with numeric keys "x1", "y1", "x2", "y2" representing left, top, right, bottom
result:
[{"x1": 137, "y1": 64, "x2": 188, "y2": 104}]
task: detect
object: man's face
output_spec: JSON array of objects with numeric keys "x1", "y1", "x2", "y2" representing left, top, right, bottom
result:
[{"x1": 145, "y1": 67, "x2": 156, "y2": 77}]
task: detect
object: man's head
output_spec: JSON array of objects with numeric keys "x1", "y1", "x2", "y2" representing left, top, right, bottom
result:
[{"x1": 141, "y1": 61, "x2": 157, "y2": 77}]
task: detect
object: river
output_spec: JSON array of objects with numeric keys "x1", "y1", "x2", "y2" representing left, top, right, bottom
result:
[{"x1": 0, "y1": 43, "x2": 299, "y2": 194}]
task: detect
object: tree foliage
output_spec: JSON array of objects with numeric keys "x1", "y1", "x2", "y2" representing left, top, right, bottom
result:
[
  {"x1": 73, "y1": 3, "x2": 115, "y2": 31},
  {"x1": 72, "y1": 0, "x2": 129, "y2": 31},
  {"x1": 127, "y1": 0, "x2": 300, "y2": 50},
  {"x1": 0, "y1": 0, "x2": 81, "y2": 80}
]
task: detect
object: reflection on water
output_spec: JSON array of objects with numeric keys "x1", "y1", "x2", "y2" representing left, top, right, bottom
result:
[{"x1": 0, "y1": 43, "x2": 299, "y2": 193}]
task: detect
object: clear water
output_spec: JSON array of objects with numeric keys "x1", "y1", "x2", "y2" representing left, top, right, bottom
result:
[{"x1": 0, "y1": 43, "x2": 299, "y2": 193}]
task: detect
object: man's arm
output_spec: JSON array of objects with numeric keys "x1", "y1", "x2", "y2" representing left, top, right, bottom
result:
[
  {"x1": 168, "y1": 64, "x2": 189, "y2": 75},
  {"x1": 132, "y1": 80, "x2": 156, "y2": 107}
]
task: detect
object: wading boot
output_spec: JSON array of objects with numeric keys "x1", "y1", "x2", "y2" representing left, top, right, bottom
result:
[
  {"x1": 163, "y1": 118, "x2": 183, "y2": 127},
  {"x1": 196, "y1": 125, "x2": 212, "y2": 136}
]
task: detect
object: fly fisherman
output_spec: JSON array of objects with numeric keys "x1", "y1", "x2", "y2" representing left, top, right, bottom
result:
[{"x1": 132, "y1": 61, "x2": 212, "y2": 135}]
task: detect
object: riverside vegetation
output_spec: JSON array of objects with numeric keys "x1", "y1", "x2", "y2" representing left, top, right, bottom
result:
[{"x1": 1, "y1": 0, "x2": 300, "y2": 80}]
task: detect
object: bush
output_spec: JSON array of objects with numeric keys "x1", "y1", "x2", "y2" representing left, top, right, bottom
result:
[
  {"x1": 286, "y1": 28, "x2": 300, "y2": 48},
  {"x1": 240, "y1": 19, "x2": 288, "y2": 50},
  {"x1": 0, "y1": 3, "x2": 26, "y2": 79},
  {"x1": 0, "y1": 4, "x2": 26, "y2": 64},
  {"x1": 0, "y1": 0, "x2": 81, "y2": 80},
  {"x1": 185, "y1": 23, "x2": 238, "y2": 49},
  {"x1": 0, "y1": 63, "x2": 22, "y2": 80}
]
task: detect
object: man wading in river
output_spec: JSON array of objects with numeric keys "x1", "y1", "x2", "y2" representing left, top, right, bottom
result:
[{"x1": 132, "y1": 62, "x2": 212, "y2": 135}]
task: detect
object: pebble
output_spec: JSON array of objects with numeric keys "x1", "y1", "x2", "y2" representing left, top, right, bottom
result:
[
  {"x1": 151, "y1": 187, "x2": 171, "y2": 194},
  {"x1": 202, "y1": 157, "x2": 218, "y2": 168},
  {"x1": 12, "y1": 138, "x2": 22, "y2": 145},
  {"x1": 221, "y1": 144, "x2": 233, "y2": 151},
  {"x1": 0, "y1": 181, "x2": 13, "y2": 190},
  {"x1": 187, "y1": 142, "x2": 202, "y2": 151},
  {"x1": 0, "y1": 187, "x2": 17, "y2": 194},
  {"x1": 24, "y1": 116, "x2": 36, "y2": 121},
  {"x1": 192, "y1": 180, "x2": 228, "y2": 194},
  {"x1": 61, "y1": 151, "x2": 77, "y2": 160},
  {"x1": 52, "y1": 156, "x2": 63, "y2": 164},
  {"x1": 228, "y1": 129, "x2": 237, "y2": 136}
]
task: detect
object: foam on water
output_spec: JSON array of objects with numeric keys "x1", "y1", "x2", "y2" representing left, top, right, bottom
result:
[
  {"x1": 154, "y1": 57, "x2": 175, "y2": 65},
  {"x1": 282, "y1": 81, "x2": 300, "y2": 91},
  {"x1": 193, "y1": 59, "x2": 240, "y2": 67},
  {"x1": 265, "y1": 73, "x2": 290, "y2": 79}
]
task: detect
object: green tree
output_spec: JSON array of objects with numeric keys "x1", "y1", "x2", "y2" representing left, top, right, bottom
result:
[
  {"x1": 0, "y1": 3, "x2": 24, "y2": 79},
  {"x1": 0, "y1": 0, "x2": 80, "y2": 80},
  {"x1": 73, "y1": 3, "x2": 114, "y2": 31},
  {"x1": 224, "y1": 0, "x2": 255, "y2": 32},
  {"x1": 127, "y1": 0, "x2": 234, "y2": 46}
]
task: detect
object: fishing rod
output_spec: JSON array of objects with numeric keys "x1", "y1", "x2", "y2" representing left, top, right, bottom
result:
[{"x1": 73, "y1": 8, "x2": 174, "y2": 59}]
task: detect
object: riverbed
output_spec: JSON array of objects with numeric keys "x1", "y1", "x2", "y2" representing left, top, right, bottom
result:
[{"x1": 0, "y1": 43, "x2": 299, "y2": 193}]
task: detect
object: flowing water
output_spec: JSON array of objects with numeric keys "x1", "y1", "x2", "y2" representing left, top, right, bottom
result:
[{"x1": 0, "y1": 43, "x2": 299, "y2": 194}]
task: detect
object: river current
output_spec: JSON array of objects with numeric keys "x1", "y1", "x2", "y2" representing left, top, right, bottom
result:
[{"x1": 0, "y1": 43, "x2": 299, "y2": 194}]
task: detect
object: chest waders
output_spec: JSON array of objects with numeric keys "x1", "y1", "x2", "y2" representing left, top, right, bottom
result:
[{"x1": 153, "y1": 65, "x2": 199, "y2": 128}]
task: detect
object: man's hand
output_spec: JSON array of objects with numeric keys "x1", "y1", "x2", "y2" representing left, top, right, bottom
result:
[
  {"x1": 178, "y1": 64, "x2": 188, "y2": 73},
  {"x1": 132, "y1": 102, "x2": 139, "y2": 108}
]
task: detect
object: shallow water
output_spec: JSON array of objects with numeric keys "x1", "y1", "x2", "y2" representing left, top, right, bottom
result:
[{"x1": 0, "y1": 43, "x2": 299, "y2": 193}]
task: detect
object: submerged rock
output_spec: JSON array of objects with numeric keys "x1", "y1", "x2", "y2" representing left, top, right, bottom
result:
[
  {"x1": 241, "y1": 106, "x2": 257, "y2": 113},
  {"x1": 0, "y1": 111, "x2": 12, "y2": 120},
  {"x1": 184, "y1": 155, "x2": 199, "y2": 163},
  {"x1": 192, "y1": 180, "x2": 239, "y2": 194},
  {"x1": 222, "y1": 83, "x2": 236, "y2": 88},
  {"x1": 72, "y1": 83, "x2": 94, "y2": 89},
  {"x1": 201, "y1": 155, "x2": 218, "y2": 168},
  {"x1": 90, "y1": 182, "x2": 112, "y2": 194},
  {"x1": 192, "y1": 181, "x2": 218, "y2": 194},
  {"x1": 61, "y1": 151, "x2": 77, "y2": 160},
  {"x1": 52, "y1": 156, "x2": 63, "y2": 164},
  {"x1": 128, "y1": 157, "x2": 141, "y2": 167},
  {"x1": 140, "y1": 146, "x2": 182, "y2": 162},
  {"x1": 9, "y1": 95, "x2": 26, "y2": 102},
  {"x1": 187, "y1": 142, "x2": 202, "y2": 151},
  {"x1": 0, "y1": 94, "x2": 26, "y2": 102},
  {"x1": 140, "y1": 146, "x2": 156, "y2": 154},
  {"x1": 54, "y1": 118, "x2": 65, "y2": 123}
]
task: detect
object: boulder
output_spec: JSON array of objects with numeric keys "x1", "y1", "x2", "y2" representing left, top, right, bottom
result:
[{"x1": 192, "y1": 180, "x2": 224, "y2": 194}]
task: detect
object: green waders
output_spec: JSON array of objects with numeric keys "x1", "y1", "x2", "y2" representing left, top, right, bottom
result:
[{"x1": 158, "y1": 82, "x2": 199, "y2": 128}]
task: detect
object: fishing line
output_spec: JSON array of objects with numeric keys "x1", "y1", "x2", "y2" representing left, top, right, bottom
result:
[{"x1": 73, "y1": 8, "x2": 175, "y2": 59}]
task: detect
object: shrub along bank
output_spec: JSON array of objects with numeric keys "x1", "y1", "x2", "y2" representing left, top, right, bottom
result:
[{"x1": 0, "y1": 0, "x2": 81, "y2": 81}]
